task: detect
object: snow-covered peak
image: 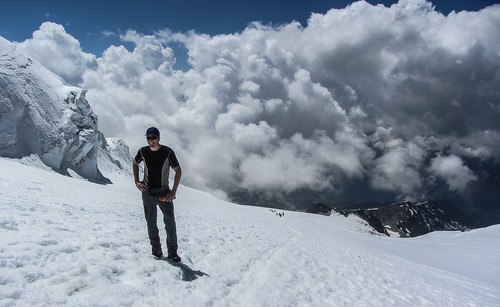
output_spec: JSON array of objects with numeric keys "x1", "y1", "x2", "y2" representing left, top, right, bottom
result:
[
  {"x1": 0, "y1": 36, "x2": 128, "y2": 182},
  {"x1": 97, "y1": 137, "x2": 134, "y2": 182}
]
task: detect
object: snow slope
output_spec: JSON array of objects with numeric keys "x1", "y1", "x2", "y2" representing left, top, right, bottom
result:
[{"x1": 0, "y1": 157, "x2": 499, "y2": 306}]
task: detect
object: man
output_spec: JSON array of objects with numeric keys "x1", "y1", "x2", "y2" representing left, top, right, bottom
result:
[{"x1": 133, "y1": 127, "x2": 182, "y2": 262}]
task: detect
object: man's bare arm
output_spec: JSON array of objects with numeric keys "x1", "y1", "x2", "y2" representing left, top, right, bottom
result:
[
  {"x1": 133, "y1": 160, "x2": 145, "y2": 191},
  {"x1": 166, "y1": 165, "x2": 182, "y2": 202}
]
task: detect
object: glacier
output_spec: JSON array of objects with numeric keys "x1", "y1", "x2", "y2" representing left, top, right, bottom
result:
[{"x1": 0, "y1": 36, "x2": 129, "y2": 182}]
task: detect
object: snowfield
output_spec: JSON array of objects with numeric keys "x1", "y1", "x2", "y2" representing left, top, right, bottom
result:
[{"x1": 0, "y1": 157, "x2": 499, "y2": 306}]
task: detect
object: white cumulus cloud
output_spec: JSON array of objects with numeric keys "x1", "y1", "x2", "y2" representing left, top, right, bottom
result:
[
  {"x1": 12, "y1": 0, "x2": 500, "y2": 202},
  {"x1": 429, "y1": 154, "x2": 477, "y2": 191},
  {"x1": 17, "y1": 22, "x2": 97, "y2": 85}
]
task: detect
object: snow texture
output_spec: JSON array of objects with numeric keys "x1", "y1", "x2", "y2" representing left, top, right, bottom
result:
[{"x1": 0, "y1": 157, "x2": 499, "y2": 306}]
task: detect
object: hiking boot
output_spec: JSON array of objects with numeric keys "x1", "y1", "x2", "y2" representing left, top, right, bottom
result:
[
  {"x1": 152, "y1": 247, "x2": 163, "y2": 259},
  {"x1": 167, "y1": 253, "x2": 181, "y2": 263}
]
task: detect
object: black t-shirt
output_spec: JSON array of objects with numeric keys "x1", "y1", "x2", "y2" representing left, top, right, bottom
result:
[{"x1": 134, "y1": 145, "x2": 179, "y2": 189}]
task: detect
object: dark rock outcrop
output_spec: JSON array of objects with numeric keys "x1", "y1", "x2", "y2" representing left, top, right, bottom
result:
[
  {"x1": 305, "y1": 200, "x2": 469, "y2": 237},
  {"x1": 366, "y1": 201, "x2": 469, "y2": 237}
]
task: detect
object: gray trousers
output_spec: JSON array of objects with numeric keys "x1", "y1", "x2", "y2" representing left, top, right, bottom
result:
[{"x1": 141, "y1": 192, "x2": 178, "y2": 254}]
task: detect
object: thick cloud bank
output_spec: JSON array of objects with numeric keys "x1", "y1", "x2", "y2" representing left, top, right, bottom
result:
[
  {"x1": 18, "y1": 23, "x2": 97, "y2": 86},
  {"x1": 11, "y1": 0, "x2": 500, "y2": 216}
]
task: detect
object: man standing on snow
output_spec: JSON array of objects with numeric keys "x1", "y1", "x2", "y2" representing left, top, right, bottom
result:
[{"x1": 133, "y1": 127, "x2": 182, "y2": 262}]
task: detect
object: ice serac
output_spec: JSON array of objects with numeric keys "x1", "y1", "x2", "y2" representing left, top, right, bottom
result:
[{"x1": 0, "y1": 36, "x2": 106, "y2": 181}]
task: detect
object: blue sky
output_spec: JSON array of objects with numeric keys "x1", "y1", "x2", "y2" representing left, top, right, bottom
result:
[{"x1": 1, "y1": 0, "x2": 498, "y2": 65}]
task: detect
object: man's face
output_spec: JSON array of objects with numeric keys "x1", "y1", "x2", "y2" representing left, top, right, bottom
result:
[{"x1": 146, "y1": 135, "x2": 160, "y2": 148}]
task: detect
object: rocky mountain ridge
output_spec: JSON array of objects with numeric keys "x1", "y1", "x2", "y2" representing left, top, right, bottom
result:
[{"x1": 306, "y1": 201, "x2": 470, "y2": 237}]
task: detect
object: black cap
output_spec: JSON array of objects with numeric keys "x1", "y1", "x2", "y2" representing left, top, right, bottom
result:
[{"x1": 145, "y1": 127, "x2": 160, "y2": 138}]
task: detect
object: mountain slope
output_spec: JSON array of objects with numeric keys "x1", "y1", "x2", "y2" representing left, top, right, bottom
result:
[
  {"x1": 0, "y1": 36, "x2": 125, "y2": 182},
  {"x1": 0, "y1": 158, "x2": 499, "y2": 306}
]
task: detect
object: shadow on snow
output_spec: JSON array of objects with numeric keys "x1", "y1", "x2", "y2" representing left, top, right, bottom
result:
[{"x1": 161, "y1": 258, "x2": 210, "y2": 281}]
